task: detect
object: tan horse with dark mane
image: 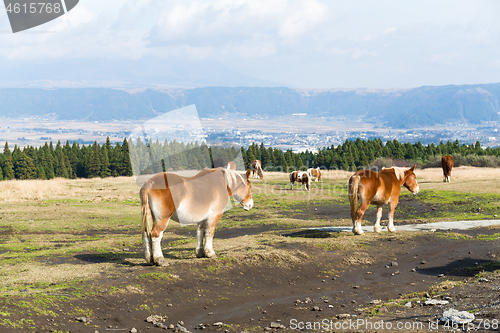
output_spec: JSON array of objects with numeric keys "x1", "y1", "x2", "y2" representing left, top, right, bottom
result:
[
  {"x1": 140, "y1": 168, "x2": 253, "y2": 266},
  {"x1": 251, "y1": 160, "x2": 264, "y2": 179},
  {"x1": 348, "y1": 166, "x2": 419, "y2": 235}
]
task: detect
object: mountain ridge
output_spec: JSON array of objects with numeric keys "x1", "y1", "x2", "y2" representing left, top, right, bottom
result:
[{"x1": 1, "y1": 83, "x2": 499, "y2": 128}]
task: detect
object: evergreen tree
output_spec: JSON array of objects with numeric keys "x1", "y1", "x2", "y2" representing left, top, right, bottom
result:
[
  {"x1": 14, "y1": 152, "x2": 36, "y2": 180},
  {"x1": 86, "y1": 143, "x2": 101, "y2": 178},
  {"x1": 100, "y1": 145, "x2": 111, "y2": 177},
  {"x1": 3, "y1": 157, "x2": 15, "y2": 180}
]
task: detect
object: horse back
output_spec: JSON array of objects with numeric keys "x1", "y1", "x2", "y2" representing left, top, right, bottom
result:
[
  {"x1": 353, "y1": 169, "x2": 399, "y2": 204},
  {"x1": 143, "y1": 170, "x2": 229, "y2": 223}
]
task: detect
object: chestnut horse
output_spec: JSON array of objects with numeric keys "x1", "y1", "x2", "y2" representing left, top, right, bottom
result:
[
  {"x1": 441, "y1": 155, "x2": 453, "y2": 182},
  {"x1": 140, "y1": 168, "x2": 253, "y2": 266},
  {"x1": 348, "y1": 166, "x2": 419, "y2": 235},
  {"x1": 307, "y1": 167, "x2": 322, "y2": 182},
  {"x1": 251, "y1": 160, "x2": 264, "y2": 179}
]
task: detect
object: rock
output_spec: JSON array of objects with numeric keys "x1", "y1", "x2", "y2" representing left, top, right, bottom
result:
[
  {"x1": 75, "y1": 317, "x2": 91, "y2": 323},
  {"x1": 438, "y1": 273, "x2": 445, "y2": 277},
  {"x1": 404, "y1": 302, "x2": 412, "y2": 308},
  {"x1": 213, "y1": 322, "x2": 227, "y2": 327},
  {"x1": 328, "y1": 305, "x2": 333, "y2": 308},
  {"x1": 369, "y1": 300, "x2": 381, "y2": 304},
  {"x1": 130, "y1": 328, "x2": 137, "y2": 333},
  {"x1": 378, "y1": 306, "x2": 388, "y2": 313},
  {"x1": 390, "y1": 261, "x2": 398, "y2": 267},
  {"x1": 353, "y1": 285, "x2": 360, "y2": 289},
  {"x1": 168, "y1": 324, "x2": 175, "y2": 329},
  {"x1": 424, "y1": 299, "x2": 449, "y2": 306},
  {"x1": 420, "y1": 260, "x2": 427, "y2": 264},
  {"x1": 440, "y1": 308, "x2": 475, "y2": 324},
  {"x1": 305, "y1": 297, "x2": 312, "y2": 303},
  {"x1": 175, "y1": 324, "x2": 190, "y2": 333},
  {"x1": 270, "y1": 322, "x2": 281, "y2": 328},
  {"x1": 312, "y1": 306, "x2": 321, "y2": 311},
  {"x1": 337, "y1": 314, "x2": 350, "y2": 319},
  {"x1": 479, "y1": 278, "x2": 489, "y2": 282}
]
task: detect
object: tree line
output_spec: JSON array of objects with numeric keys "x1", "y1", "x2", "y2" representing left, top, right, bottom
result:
[{"x1": 0, "y1": 137, "x2": 499, "y2": 181}]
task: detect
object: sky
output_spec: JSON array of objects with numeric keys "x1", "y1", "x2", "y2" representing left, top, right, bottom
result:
[{"x1": 0, "y1": 0, "x2": 499, "y2": 89}]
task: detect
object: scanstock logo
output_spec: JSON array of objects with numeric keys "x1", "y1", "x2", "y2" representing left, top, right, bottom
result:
[{"x1": 3, "y1": 0, "x2": 79, "y2": 33}]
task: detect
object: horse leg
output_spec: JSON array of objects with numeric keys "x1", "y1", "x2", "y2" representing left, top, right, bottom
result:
[
  {"x1": 387, "y1": 200, "x2": 398, "y2": 232},
  {"x1": 204, "y1": 213, "x2": 222, "y2": 258},
  {"x1": 353, "y1": 201, "x2": 369, "y2": 235},
  {"x1": 196, "y1": 221, "x2": 206, "y2": 258},
  {"x1": 374, "y1": 205, "x2": 383, "y2": 233},
  {"x1": 151, "y1": 218, "x2": 170, "y2": 266}
]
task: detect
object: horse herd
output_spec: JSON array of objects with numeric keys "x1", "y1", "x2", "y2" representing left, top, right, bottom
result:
[{"x1": 140, "y1": 155, "x2": 453, "y2": 265}]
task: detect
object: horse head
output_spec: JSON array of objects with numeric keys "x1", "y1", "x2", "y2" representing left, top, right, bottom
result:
[
  {"x1": 223, "y1": 169, "x2": 253, "y2": 211},
  {"x1": 403, "y1": 165, "x2": 419, "y2": 195}
]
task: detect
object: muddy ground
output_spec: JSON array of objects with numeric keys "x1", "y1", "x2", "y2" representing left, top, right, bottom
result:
[{"x1": 2, "y1": 225, "x2": 500, "y2": 333}]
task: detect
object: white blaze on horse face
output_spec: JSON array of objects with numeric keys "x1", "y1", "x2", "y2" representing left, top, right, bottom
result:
[{"x1": 243, "y1": 198, "x2": 253, "y2": 211}]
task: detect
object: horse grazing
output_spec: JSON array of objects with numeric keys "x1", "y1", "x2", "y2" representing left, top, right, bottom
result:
[
  {"x1": 251, "y1": 160, "x2": 264, "y2": 179},
  {"x1": 348, "y1": 165, "x2": 419, "y2": 235},
  {"x1": 290, "y1": 171, "x2": 310, "y2": 191},
  {"x1": 441, "y1": 155, "x2": 453, "y2": 182},
  {"x1": 307, "y1": 167, "x2": 322, "y2": 182},
  {"x1": 140, "y1": 168, "x2": 253, "y2": 266}
]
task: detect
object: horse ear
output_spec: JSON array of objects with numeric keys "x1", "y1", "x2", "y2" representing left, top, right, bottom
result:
[
  {"x1": 410, "y1": 165, "x2": 416, "y2": 172},
  {"x1": 246, "y1": 169, "x2": 251, "y2": 181}
]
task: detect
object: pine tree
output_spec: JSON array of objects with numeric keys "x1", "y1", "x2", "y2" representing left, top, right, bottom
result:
[
  {"x1": 100, "y1": 145, "x2": 111, "y2": 178},
  {"x1": 3, "y1": 157, "x2": 15, "y2": 180},
  {"x1": 86, "y1": 143, "x2": 101, "y2": 178},
  {"x1": 14, "y1": 152, "x2": 36, "y2": 180},
  {"x1": 120, "y1": 139, "x2": 133, "y2": 176}
]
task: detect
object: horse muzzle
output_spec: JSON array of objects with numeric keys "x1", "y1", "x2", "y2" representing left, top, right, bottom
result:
[
  {"x1": 242, "y1": 198, "x2": 254, "y2": 211},
  {"x1": 412, "y1": 187, "x2": 420, "y2": 195}
]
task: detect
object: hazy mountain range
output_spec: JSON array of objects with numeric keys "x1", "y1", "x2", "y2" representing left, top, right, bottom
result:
[{"x1": 1, "y1": 83, "x2": 499, "y2": 128}]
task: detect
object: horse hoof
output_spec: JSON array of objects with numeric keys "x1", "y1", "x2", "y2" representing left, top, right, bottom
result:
[
  {"x1": 205, "y1": 252, "x2": 217, "y2": 259},
  {"x1": 155, "y1": 257, "x2": 169, "y2": 267},
  {"x1": 374, "y1": 227, "x2": 382, "y2": 233},
  {"x1": 196, "y1": 251, "x2": 206, "y2": 258},
  {"x1": 388, "y1": 228, "x2": 396, "y2": 233}
]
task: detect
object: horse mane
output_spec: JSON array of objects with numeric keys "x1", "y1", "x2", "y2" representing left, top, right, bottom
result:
[
  {"x1": 220, "y1": 167, "x2": 245, "y2": 190},
  {"x1": 382, "y1": 166, "x2": 405, "y2": 180}
]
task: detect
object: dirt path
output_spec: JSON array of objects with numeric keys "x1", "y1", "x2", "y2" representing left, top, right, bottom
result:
[{"x1": 4, "y1": 227, "x2": 498, "y2": 333}]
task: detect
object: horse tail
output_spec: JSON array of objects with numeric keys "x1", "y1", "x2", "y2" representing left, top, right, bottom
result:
[
  {"x1": 349, "y1": 175, "x2": 360, "y2": 222},
  {"x1": 140, "y1": 187, "x2": 153, "y2": 238}
]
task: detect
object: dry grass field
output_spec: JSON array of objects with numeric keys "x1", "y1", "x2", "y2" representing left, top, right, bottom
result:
[{"x1": 0, "y1": 167, "x2": 499, "y2": 332}]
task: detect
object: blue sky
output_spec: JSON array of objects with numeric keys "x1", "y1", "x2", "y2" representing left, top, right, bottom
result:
[{"x1": 0, "y1": 0, "x2": 499, "y2": 89}]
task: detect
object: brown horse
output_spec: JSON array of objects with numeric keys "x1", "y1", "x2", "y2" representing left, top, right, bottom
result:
[
  {"x1": 140, "y1": 168, "x2": 253, "y2": 266},
  {"x1": 251, "y1": 160, "x2": 264, "y2": 179},
  {"x1": 348, "y1": 166, "x2": 419, "y2": 235},
  {"x1": 307, "y1": 167, "x2": 322, "y2": 182},
  {"x1": 441, "y1": 155, "x2": 453, "y2": 182},
  {"x1": 290, "y1": 171, "x2": 310, "y2": 190}
]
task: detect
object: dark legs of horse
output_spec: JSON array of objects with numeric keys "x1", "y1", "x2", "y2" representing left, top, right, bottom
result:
[
  {"x1": 353, "y1": 201, "x2": 369, "y2": 235},
  {"x1": 150, "y1": 217, "x2": 170, "y2": 266}
]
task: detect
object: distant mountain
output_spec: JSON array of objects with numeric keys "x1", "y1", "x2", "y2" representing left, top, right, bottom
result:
[{"x1": 1, "y1": 83, "x2": 500, "y2": 128}]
